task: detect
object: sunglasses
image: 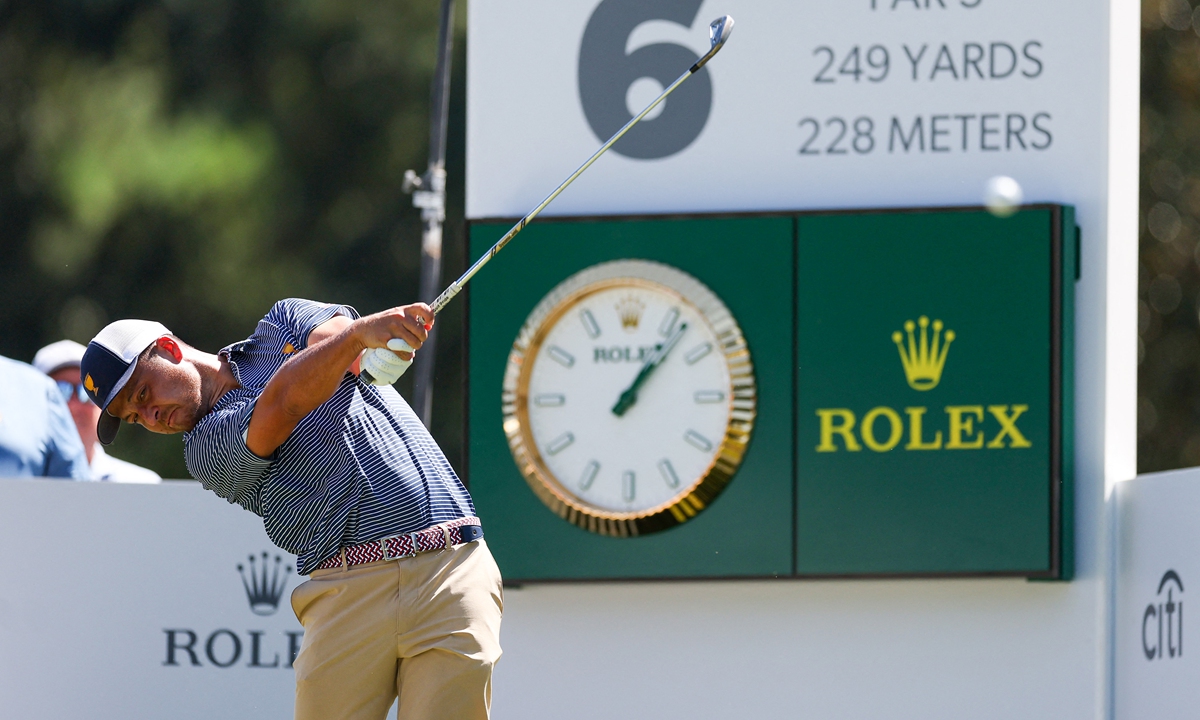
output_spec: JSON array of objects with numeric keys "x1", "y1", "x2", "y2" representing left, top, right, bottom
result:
[{"x1": 56, "y1": 380, "x2": 92, "y2": 405}]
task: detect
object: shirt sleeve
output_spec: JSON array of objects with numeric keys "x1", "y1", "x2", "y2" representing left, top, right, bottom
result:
[
  {"x1": 265, "y1": 299, "x2": 358, "y2": 350},
  {"x1": 185, "y1": 392, "x2": 272, "y2": 514},
  {"x1": 40, "y1": 377, "x2": 91, "y2": 481}
]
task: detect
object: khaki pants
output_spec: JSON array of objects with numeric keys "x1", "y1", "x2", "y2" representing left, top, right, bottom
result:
[{"x1": 290, "y1": 539, "x2": 503, "y2": 720}]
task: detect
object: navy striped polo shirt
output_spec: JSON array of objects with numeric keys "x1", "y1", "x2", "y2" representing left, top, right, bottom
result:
[{"x1": 184, "y1": 299, "x2": 476, "y2": 574}]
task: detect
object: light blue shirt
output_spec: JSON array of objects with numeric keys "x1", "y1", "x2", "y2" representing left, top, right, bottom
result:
[{"x1": 0, "y1": 355, "x2": 90, "y2": 480}]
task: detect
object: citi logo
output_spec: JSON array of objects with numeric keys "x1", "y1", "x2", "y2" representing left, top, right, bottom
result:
[{"x1": 1144, "y1": 570, "x2": 1184, "y2": 661}]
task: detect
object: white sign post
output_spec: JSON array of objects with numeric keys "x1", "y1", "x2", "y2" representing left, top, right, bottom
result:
[{"x1": 467, "y1": 1, "x2": 1139, "y2": 718}]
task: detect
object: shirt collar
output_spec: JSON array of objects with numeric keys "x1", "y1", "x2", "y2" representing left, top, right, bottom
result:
[{"x1": 218, "y1": 342, "x2": 249, "y2": 385}]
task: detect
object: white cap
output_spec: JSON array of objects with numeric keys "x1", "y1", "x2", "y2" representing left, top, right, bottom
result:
[
  {"x1": 81, "y1": 319, "x2": 172, "y2": 445},
  {"x1": 33, "y1": 339, "x2": 88, "y2": 375}
]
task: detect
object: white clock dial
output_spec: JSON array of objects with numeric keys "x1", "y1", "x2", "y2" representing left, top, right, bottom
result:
[{"x1": 503, "y1": 260, "x2": 756, "y2": 537}]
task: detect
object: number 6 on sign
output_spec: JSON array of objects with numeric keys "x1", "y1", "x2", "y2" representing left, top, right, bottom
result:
[{"x1": 579, "y1": 0, "x2": 716, "y2": 160}]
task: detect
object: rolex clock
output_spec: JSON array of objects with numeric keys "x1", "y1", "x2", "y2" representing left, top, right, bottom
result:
[{"x1": 502, "y1": 259, "x2": 756, "y2": 537}]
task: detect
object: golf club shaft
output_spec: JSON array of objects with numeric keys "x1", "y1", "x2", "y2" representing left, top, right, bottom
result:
[
  {"x1": 362, "y1": 16, "x2": 732, "y2": 385},
  {"x1": 430, "y1": 61, "x2": 715, "y2": 315}
]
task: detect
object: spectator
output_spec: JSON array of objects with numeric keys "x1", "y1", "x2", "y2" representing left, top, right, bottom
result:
[
  {"x1": 33, "y1": 340, "x2": 161, "y2": 483},
  {"x1": 0, "y1": 353, "x2": 90, "y2": 479}
]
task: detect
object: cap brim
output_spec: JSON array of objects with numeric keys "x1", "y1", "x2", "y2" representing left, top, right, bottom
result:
[{"x1": 97, "y1": 411, "x2": 120, "y2": 446}]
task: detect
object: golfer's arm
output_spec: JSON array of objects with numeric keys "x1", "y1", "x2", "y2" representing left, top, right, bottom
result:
[
  {"x1": 307, "y1": 316, "x2": 364, "y2": 376},
  {"x1": 245, "y1": 317, "x2": 364, "y2": 457}
]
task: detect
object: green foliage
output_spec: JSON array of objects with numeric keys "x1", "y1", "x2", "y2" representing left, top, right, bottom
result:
[
  {"x1": 1140, "y1": 0, "x2": 1200, "y2": 471},
  {"x1": 0, "y1": 0, "x2": 468, "y2": 478}
]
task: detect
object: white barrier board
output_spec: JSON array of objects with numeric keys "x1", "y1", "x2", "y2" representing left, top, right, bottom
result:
[
  {"x1": 1115, "y1": 469, "x2": 1200, "y2": 719},
  {"x1": 0, "y1": 480, "x2": 303, "y2": 720},
  {"x1": 496, "y1": 578, "x2": 1097, "y2": 720}
]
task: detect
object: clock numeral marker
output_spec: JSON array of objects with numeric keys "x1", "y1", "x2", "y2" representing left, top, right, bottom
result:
[
  {"x1": 658, "y1": 459, "x2": 680, "y2": 489},
  {"x1": 579, "y1": 460, "x2": 600, "y2": 491},
  {"x1": 684, "y1": 342, "x2": 713, "y2": 365},
  {"x1": 546, "y1": 432, "x2": 575, "y2": 456},
  {"x1": 580, "y1": 310, "x2": 601, "y2": 339},
  {"x1": 622, "y1": 471, "x2": 636, "y2": 502},
  {"x1": 684, "y1": 430, "x2": 714, "y2": 453},
  {"x1": 534, "y1": 394, "x2": 566, "y2": 407},
  {"x1": 547, "y1": 346, "x2": 575, "y2": 368},
  {"x1": 659, "y1": 307, "x2": 680, "y2": 337},
  {"x1": 694, "y1": 390, "x2": 726, "y2": 404}
]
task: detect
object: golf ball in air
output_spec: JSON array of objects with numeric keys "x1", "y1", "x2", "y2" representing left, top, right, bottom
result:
[{"x1": 984, "y1": 176, "x2": 1024, "y2": 218}]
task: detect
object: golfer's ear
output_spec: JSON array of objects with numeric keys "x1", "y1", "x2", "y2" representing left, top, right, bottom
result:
[{"x1": 156, "y1": 336, "x2": 183, "y2": 362}]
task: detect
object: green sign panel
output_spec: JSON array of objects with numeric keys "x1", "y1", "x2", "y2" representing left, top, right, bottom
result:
[
  {"x1": 467, "y1": 217, "x2": 795, "y2": 581},
  {"x1": 796, "y1": 209, "x2": 1073, "y2": 578},
  {"x1": 467, "y1": 207, "x2": 1074, "y2": 582}
]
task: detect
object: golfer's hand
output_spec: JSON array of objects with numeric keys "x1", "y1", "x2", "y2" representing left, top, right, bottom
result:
[
  {"x1": 361, "y1": 341, "x2": 419, "y2": 385},
  {"x1": 355, "y1": 303, "x2": 433, "y2": 357}
]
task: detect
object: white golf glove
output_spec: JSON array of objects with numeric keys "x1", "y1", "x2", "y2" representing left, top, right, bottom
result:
[{"x1": 361, "y1": 339, "x2": 415, "y2": 386}]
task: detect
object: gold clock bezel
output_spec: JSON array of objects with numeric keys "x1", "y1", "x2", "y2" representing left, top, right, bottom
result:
[{"x1": 501, "y1": 259, "x2": 756, "y2": 537}]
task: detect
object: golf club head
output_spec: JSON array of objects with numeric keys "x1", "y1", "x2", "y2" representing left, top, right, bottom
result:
[
  {"x1": 693, "y1": 15, "x2": 734, "y2": 70},
  {"x1": 710, "y1": 15, "x2": 734, "y2": 51}
]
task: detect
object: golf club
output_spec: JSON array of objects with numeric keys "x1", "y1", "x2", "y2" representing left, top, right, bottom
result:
[{"x1": 362, "y1": 14, "x2": 734, "y2": 384}]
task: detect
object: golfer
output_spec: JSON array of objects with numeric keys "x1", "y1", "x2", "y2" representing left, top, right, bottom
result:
[{"x1": 79, "y1": 299, "x2": 502, "y2": 720}]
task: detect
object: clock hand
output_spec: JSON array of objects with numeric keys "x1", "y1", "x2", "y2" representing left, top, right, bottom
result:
[{"x1": 611, "y1": 322, "x2": 688, "y2": 417}]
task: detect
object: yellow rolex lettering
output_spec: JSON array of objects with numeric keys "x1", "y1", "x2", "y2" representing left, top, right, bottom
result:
[
  {"x1": 861, "y1": 407, "x2": 903, "y2": 452},
  {"x1": 945, "y1": 405, "x2": 985, "y2": 449},
  {"x1": 904, "y1": 407, "x2": 943, "y2": 450},
  {"x1": 816, "y1": 409, "x2": 861, "y2": 452},
  {"x1": 987, "y1": 405, "x2": 1032, "y2": 448}
]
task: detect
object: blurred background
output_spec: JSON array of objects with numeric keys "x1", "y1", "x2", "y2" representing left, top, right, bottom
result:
[
  {"x1": 1141, "y1": 0, "x2": 1200, "y2": 472},
  {"x1": 0, "y1": 0, "x2": 1193, "y2": 477},
  {"x1": 0, "y1": 0, "x2": 469, "y2": 478}
]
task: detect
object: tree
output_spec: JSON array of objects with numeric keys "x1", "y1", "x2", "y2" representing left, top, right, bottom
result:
[
  {"x1": 1139, "y1": 0, "x2": 1200, "y2": 471},
  {"x1": 0, "y1": 0, "x2": 469, "y2": 477}
]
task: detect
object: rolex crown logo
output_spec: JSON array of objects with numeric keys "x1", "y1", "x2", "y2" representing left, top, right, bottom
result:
[
  {"x1": 892, "y1": 316, "x2": 955, "y2": 391},
  {"x1": 237, "y1": 552, "x2": 293, "y2": 616},
  {"x1": 615, "y1": 296, "x2": 645, "y2": 333}
]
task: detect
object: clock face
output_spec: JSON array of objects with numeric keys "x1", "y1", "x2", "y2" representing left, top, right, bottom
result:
[{"x1": 503, "y1": 260, "x2": 755, "y2": 537}]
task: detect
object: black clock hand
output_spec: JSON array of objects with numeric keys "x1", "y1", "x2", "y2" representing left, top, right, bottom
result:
[{"x1": 611, "y1": 322, "x2": 688, "y2": 417}]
